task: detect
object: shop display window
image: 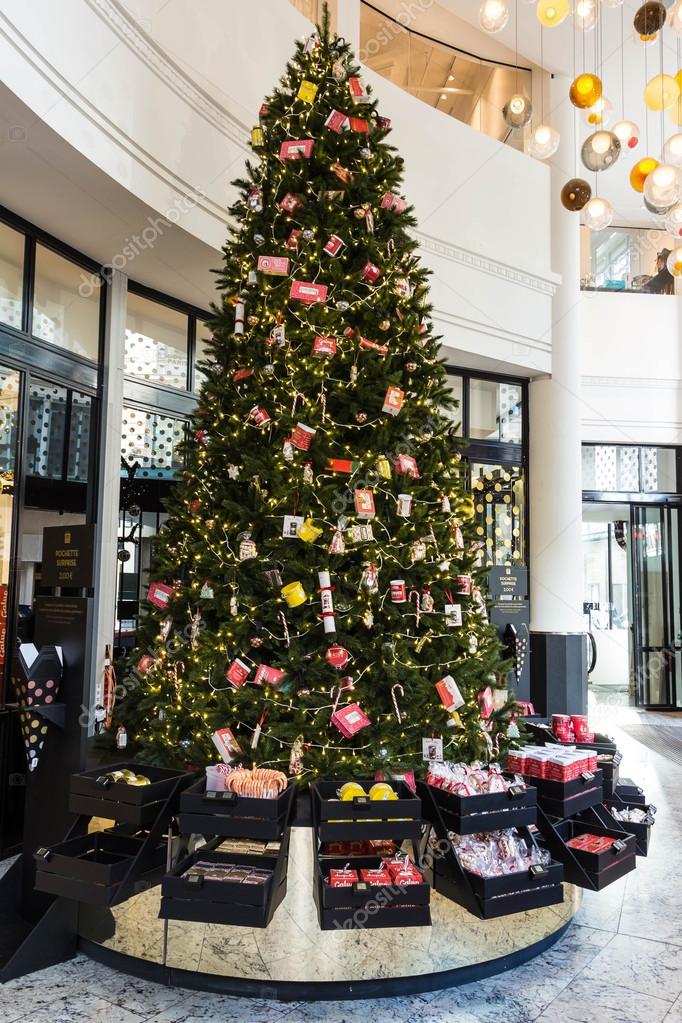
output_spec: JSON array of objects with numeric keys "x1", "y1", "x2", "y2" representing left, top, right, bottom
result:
[
  {"x1": 125, "y1": 292, "x2": 189, "y2": 390},
  {"x1": 0, "y1": 221, "x2": 24, "y2": 331},
  {"x1": 33, "y1": 245, "x2": 101, "y2": 361},
  {"x1": 471, "y1": 463, "x2": 525, "y2": 567}
]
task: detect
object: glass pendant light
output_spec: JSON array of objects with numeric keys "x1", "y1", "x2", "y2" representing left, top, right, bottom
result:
[
  {"x1": 630, "y1": 156, "x2": 659, "y2": 191},
  {"x1": 612, "y1": 120, "x2": 640, "y2": 150},
  {"x1": 643, "y1": 164, "x2": 681, "y2": 212},
  {"x1": 561, "y1": 178, "x2": 592, "y2": 210},
  {"x1": 479, "y1": 0, "x2": 509, "y2": 32},
  {"x1": 529, "y1": 123, "x2": 560, "y2": 158},
  {"x1": 536, "y1": 0, "x2": 570, "y2": 27},
  {"x1": 663, "y1": 133, "x2": 682, "y2": 166},
  {"x1": 503, "y1": 94, "x2": 533, "y2": 127},
  {"x1": 664, "y1": 202, "x2": 682, "y2": 236},
  {"x1": 644, "y1": 74, "x2": 680, "y2": 111},
  {"x1": 584, "y1": 197, "x2": 614, "y2": 230},
  {"x1": 581, "y1": 131, "x2": 621, "y2": 171},
  {"x1": 575, "y1": 0, "x2": 598, "y2": 31},
  {"x1": 570, "y1": 73, "x2": 602, "y2": 108},
  {"x1": 667, "y1": 247, "x2": 682, "y2": 275},
  {"x1": 585, "y1": 97, "x2": 614, "y2": 127},
  {"x1": 633, "y1": 2, "x2": 667, "y2": 41}
]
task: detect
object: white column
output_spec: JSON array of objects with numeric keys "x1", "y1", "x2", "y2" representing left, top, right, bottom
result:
[
  {"x1": 88, "y1": 269, "x2": 127, "y2": 716},
  {"x1": 529, "y1": 76, "x2": 584, "y2": 634},
  {"x1": 335, "y1": 0, "x2": 360, "y2": 52}
]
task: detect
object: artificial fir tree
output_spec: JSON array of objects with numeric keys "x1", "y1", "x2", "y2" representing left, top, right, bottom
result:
[{"x1": 119, "y1": 8, "x2": 515, "y2": 780}]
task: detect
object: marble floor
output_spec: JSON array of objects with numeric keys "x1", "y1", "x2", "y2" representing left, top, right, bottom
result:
[{"x1": 2, "y1": 691, "x2": 682, "y2": 1023}]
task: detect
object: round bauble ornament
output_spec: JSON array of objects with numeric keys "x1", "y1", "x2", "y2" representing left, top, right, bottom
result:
[
  {"x1": 354, "y1": 205, "x2": 369, "y2": 220},
  {"x1": 583, "y1": 196, "x2": 614, "y2": 231},
  {"x1": 254, "y1": 233, "x2": 265, "y2": 246},
  {"x1": 581, "y1": 130, "x2": 620, "y2": 172},
  {"x1": 613, "y1": 119, "x2": 640, "y2": 150},
  {"x1": 302, "y1": 228, "x2": 315, "y2": 240},
  {"x1": 360, "y1": 147, "x2": 371, "y2": 158},
  {"x1": 502, "y1": 93, "x2": 532, "y2": 128},
  {"x1": 630, "y1": 156, "x2": 659, "y2": 192},
  {"x1": 250, "y1": 636, "x2": 263, "y2": 648},
  {"x1": 355, "y1": 411, "x2": 368, "y2": 423},
  {"x1": 379, "y1": 319, "x2": 390, "y2": 331},
  {"x1": 569, "y1": 73, "x2": 602, "y2": 109},
  {"x1": 326, "y1": 643, "x2": 350, "y2": 670},
  {"x1": 337, "y1": 299, "x2": 350, "y2": 311},
  {"x1": 405, "y1": 360, "x2": 417, "y2": 372},
  {"x1": 263, "y1": 363, "x2": 275, "y2": 376},
  {"x1": 128, "y1": 503, "x2": 142, "y2": 518},
  {"x1": 247, "y1": 314, "x2": 258, "y2": 326},
  {"x1": 561, "y1": 178, "x2": 592, "y2": 211}
]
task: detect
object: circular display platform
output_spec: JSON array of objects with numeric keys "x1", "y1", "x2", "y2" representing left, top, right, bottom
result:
[{"x1": 78, "y1": 828, "x2": 581, "y2": 1000}]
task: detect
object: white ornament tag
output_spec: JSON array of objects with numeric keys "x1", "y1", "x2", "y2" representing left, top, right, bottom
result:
[
  {"x1": 283, "y1": 515, "x2": 305, "y2": 538},
  {"x1": 444, "y1": 603, "x2": 462, "y2": 627},
  {"x1": 422, "y1": 737, "x2": 444, "y2": 762}
]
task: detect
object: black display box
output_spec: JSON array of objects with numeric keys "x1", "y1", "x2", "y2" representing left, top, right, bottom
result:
[
  {"x1": 34, "y1": 830, "x2": 166, "y2": 905},
  {"x1": 69, "y1": 762, "x2": 189, "y2": 826},
  {"x1": 526, "y1": 722, "x2": 618, "y2": 756},
  {"x1": 159, "y1": 836, "x2": 289, "y2": 927},
  {"x1": 427, "y1": 775, "x2": 537, "y2": 835},
  {"x1": 521, "y1": 770, "x2": 604, "y2": 819},
  {"x1": 312, "y1": 780, "x2": 422, "y2": 842},
  {"x1": 596, "y1": 752, "x2": 622, "y2": 799},
  {"x1": 603, "y1": 802, "x2": 654, "y2": 857},
  {"x1": 615, "y1": 778, "x2": 647, "y2": 806},
  {"x1": 313, "y1": 854, "x2": 431, "y2": 931},
  {"x1": 177, "y1": 778, "x2": 294, "y2": 840},
  {"x1": 549, "y1": 820, "x2": 636, "y2": 889}
]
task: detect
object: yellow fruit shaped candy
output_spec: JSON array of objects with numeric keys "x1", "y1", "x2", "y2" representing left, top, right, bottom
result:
[
  {"x1": 338, "y1": 782, "x2": 366, "y2": 801},
  {"x1": 369, "y1": 782, "x2": 396, "y2": 801}
]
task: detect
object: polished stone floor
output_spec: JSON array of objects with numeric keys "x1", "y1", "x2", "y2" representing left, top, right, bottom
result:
[{"x1": 3, "y1": 689, "x2": 681, "y2": 1023}]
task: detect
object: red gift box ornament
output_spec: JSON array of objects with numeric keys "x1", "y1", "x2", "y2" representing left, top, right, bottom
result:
[
  {"x1": 257, "y1": 255, "x2": 290, "y2": 276},
  {"x1": 325, "y1": 109, "x2": 349, "y2": 133},
  {"x1": 212, "y1": 726, "x2": 242, "y2": 764},
  {"x1": 361, "y1": 261, "x2": 381, "y2": 283},
  {"x1": 226, "y1": 657, "x2": 251, "y2": 688},
  {"x1": 382, "y1": 386, "x2": 404, "y2": 416},
  {"x1": 381, "y1": 193, "x2": 408, "y2": 212},
  {"x1": 395, "y1": 453, "x2": 420, "y2": 477},
  {"x1": 331, "y1": 700, "x2": 371, "y2": 738},
  {"x1": 147, "y1": 581, "x2": 175, "y2": 609},
  {"x1": 279, "y1": 192, "x2": 302, "y2": 213},
  {"x1": 253, "y1": 664, "x2": 287, "y2": 686},
  {"x1": 354, "y1": 489, "x2": 376, "y2": 519},
  {"x1": 478, "y1": 686, "x2": 495, "y2": 719},
  {"x1": 312, "y1": 336, "x2": 337, "y2": 357},
  {"x1": 289, "y1": 280, "x2": 329, "y2": 304},
  {"x1": 324, "y1": 234, "x2": 345, "y2": 257},
  {"x1": 279, "y1": 139, "x2": 314, "y2": 161},
  {"x1": 348, "y1": 76, "x2": 370, "y2": 103}
]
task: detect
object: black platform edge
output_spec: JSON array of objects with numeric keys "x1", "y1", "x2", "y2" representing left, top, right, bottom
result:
[{"x1": 79, "y1": 917, "x2": 574, "y2": 1001}]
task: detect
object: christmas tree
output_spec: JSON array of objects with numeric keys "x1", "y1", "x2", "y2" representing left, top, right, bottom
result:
[{"x1": 119, "y1": 7, "x2": 514, "y2": 780}]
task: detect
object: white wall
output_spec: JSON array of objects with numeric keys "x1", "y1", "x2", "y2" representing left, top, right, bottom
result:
[
  {"x1": 580, "y1": 293, "x2": 682, "y2": 445},
  {"x1": 0, "y1": 0, "x2": 556, "y2": 375}
]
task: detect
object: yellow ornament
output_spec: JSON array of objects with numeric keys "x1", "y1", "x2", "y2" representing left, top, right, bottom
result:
[
  {"x1": 281, "y1": 581, "x2": 307, "y2": 607},
  {"x1": 375, "y1": 455, "x2": 392, "y2": 479},
  {"x1": 339, "y1": 782, "x2": 366, "y2": 801},
  {"x1": 630, "y1": 156, "x2": 659, "y2": 192},
  {"x1": 368, "y1": 783, "x2": 397, "y2": 801},
  {"x1": 644, "y1": 74, "x2": 680, "y2": 112},
  {"x1": 569, "y1": 73, "x2": 602, "y2": 109},
  {"x1": 296, "y1": 518, "x2": 323, "y2": 543},
  {"x1": 536, "y1": 0, "x2": 570, "y2": 27},
  {"x1": 251, "y1": 126, "x2": 264, "y2": 148},
  {"x1": 297, "y1": 79, "x2": 318, "y2": 104}
]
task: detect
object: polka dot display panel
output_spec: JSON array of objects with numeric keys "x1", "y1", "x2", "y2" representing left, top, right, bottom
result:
[{"x1": 121, "y1": 407, "x2": 188, "y2": 479}]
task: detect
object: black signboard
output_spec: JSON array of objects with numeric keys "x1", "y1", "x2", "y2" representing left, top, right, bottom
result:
[
  {"x1": 487, "y1": 565, "x2": 528, "y2": 599},
  {"x1": 41, "y1": 524, "x2": 95, "y2": 589}
]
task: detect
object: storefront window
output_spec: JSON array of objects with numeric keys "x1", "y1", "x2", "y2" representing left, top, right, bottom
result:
[
  {"x1": 0, "y1": 222, "x2": 24, "y2": 331},
  {"x1": 33, "y1": 245, "x2": 101, "y2": 361},
  {"x1": 125, "y1": 293, "x2": 188, "y2": 390},
  {"x1": 582, "y1": 520, "x2": 629, "y2": 630},
  {"x1": 470, "y1": 378, "x2": 522, "y2": 443},
  {"x1": 582, "y1": 444, "x2": 679, "y2": 494},
  {"x1": 471, "y1": 463, "x2": 525, "y2": 566},
  {"x1": 120, "y1": 406, "x2": 187, "y2": 480}
]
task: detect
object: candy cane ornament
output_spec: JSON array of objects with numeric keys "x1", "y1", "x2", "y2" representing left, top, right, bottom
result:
[{"x1": 391, "y1": 683, "x2": 405, "y2": 723}]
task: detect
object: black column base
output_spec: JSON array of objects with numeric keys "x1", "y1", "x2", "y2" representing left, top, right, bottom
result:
[{"x1": 530, "y1": 632, "x2": 587, "y2": 717}]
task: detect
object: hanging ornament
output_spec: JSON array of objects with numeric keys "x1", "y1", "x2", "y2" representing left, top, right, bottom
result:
[
  {"x1": 507, "y1": 720, "x2": 521, "y2": 739},
  {"x1": 569, "y1": 73, "x2": 602, "y2": 109},
  {"x1": 502, "y1": 94, "x2": 533, "y2": 129},
  {"x1": 355, "y1": 411, "x2": 368, "y2": 423},
  {"x1": 189, "y1": 609, "x2": 202, "y2": 648},
  {"x1": 283, "y1": 437, "x2": 294, "y2": 461},
  {"x1": 391, "y1": 683, "x2": 405, "y2": 723},
  {"x1": 359, "y1": 561, "x2": 379, "y2": 594},
  {"x1": 536, "y1": 0, "x2": 569, "y2": 26},
  {"x1": 238, "y1": 531, "x2": 257, "y2": 560},
  {"x1": 326, "y1": 644, "x2": 350, "y2": 670},
  {"x1": 583, "y1": 197, "x2": 614, "y2": 231},
  {"x1": 581, "y1": 131, "x2": 620, "y2": 172},
  {"x1": 302, "y1": 460, "x2": 314, "y2": 485},
  {"x1": 469, "y1": 634, "x2": 480, "y2": 655},
  {"x1": 362, "y1": 607, "x2": 374, "y2": 628},
  {"x1": 318, "y1": 570, "x2": 337, "y2": 634},
  {"x1": 528, "y1": 124, "x2": 560, "y2": 159},
  {"x1": 227, "y1": 464, "x2": 240, "y2": 480},
  {"x1": 663, "y1": 133, "x2": 682, "y2": 168},
  {"x1": 585, "y1": 97, "x2": 613, "y2": 128},
  {"x1": 253, "y1": 233, "x2": 265, "y2": 246},
  {"x1": 665, "y1": 203, "x2": 682, "y2": 236},
  {"x1": 250, "y1": 708, "x2": 267, "y2": 750},
  {"x1": 643, "y1": 164, "x2": 681, "y2": 213},
  {"x1": 332, "y1": 59, "x2": 346, "y2": 82},
  {"x1": 329, "y1": 528, "x2": 346, "y2": 554},
  {"x1": 229, "y1": 592, "x2": 239, "y2": 615},
  {"x1": 478, "y1": 0, "x2": 509, "y2": 32},
  {"x1": 613, "y1": 120, "x2": 640, "y2": 150},
  {"x1": 411, "y1": 538, "x2": 427, "y2": 562},
  {"x1": 667, "y1": 247, "x2": 682, "y2": 276},
  {"x1": 633, "y1": 2, "x2": 666, "y2": 41},
  {"x1": 289, "y1": 734, "x2": 306, "y2": 775},
  {"x1": 644, "y1": 75, "x2": 680, "y2": 112},
  {"x1": 630, "y1": 156, "x2": 659, "y2": 192},
  {"x1": 574, "y1": 0, "x2": 597, "y2": 31},
  {"x1": 421, "y1": 587, "x2": 435, "y2": 613},
  {"x1": 161, "y1": 616, "x2": 172, "y2": 640}
]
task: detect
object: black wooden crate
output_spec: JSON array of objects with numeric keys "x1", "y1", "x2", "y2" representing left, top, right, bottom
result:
[
  {"x1": 527, "y1": 723, "x2": 618, "y2": 756},
  {"x1": 427, "y1": 775, "x2": 537, "y2": 835},
  {"x1": 159, "y1": 835, "x2": 289, "y2": 927},
  {"x1": 432, "y1": 852, "x2": 564, "y2": 920},
  {"x1": 34, "y1": 830, "x2": 165, "y2": 905},
  {"x1": 551, "y1": 820, "x2": 636, "y2": 889},
  {"x1": 615, "y1": 778, "x2": 648, "y2": 806},
  {"x1": 312, "y1": 779, "x2": 421, "y2": 841},
  {"x1": 313, "y1": 862, "x2": 431, "y2": 930},
  {"x1": 177, "y1": 778, "x2": 294, "y2": 839},
  {"x1": 69, "y1": 763, "x2": 188, "y2": 825},
  {"x1": 596, "y1": 752, "x2": 622, "y2": 799},
  {"x1": 523, "y1": 770, "x2": 604, "y2": 818},
  {"x1": 316, "y1": 856, "x2": 430, "y2": 910},
  {"x1": 603, "y1": 802, "x2": 654, "y2": 857}
]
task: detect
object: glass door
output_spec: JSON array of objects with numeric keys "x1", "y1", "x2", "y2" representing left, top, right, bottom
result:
[{"x1": 631, "y1": 503, "x2": 682, "y2": 708}]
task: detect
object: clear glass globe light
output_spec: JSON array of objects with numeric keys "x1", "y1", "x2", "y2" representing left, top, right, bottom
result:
[
  {"x1": 479, "y1": 0, "x2": 509, "y2": 32},
  {"x1": 670, "y1": 1, "x2": 682, "y2": 35},
  {"x1": 503, "y1": 93, "x2": 533, "y2": 128},
  {"x1": 584, "y1": 197, "x2": 614, "y2": 231},
  {"x1": 667, "y1": 247, "x2": 682, "y2": 276},
  {"x1": 581, "y1": 130, "x2": 621, "y2": 171},
  {"x1": 613, "y1": 119, "x2": 640, "y2": 150},
  {"x1": 585, "y1": 96, "x2": 614, "y2": 127},
  {"x1": 575, "y1": 0, "x2": 598, "y2": 31},
  {"x1": 664, "y1": 202, "x2": 682, "y2": 236},
  {"x1": 663, "y1": 133, "x2": 682, "y2": 167},
  {"x1": 643, "y1": 163, "x2": 681, "y2": 212},
  {"x1": 528, "y1": 123, "x2": 560, "y2": 159}
]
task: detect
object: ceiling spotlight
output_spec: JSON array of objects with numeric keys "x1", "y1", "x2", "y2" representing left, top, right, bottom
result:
[{"x1": 479, "y1": 0, "x2": 509, "y2": 33}]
